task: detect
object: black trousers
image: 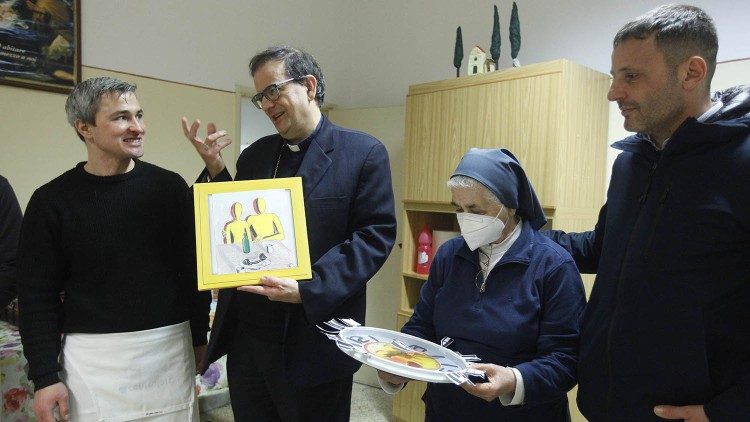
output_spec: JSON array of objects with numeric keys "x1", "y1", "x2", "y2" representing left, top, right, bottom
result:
[{"x1": 226, "y1": 326, "x2": 353, "y2": 422}]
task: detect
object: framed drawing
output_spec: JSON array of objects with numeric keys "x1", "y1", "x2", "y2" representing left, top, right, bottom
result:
[
  {"x1": 194, "y1": 177, "x2": 311, "y2": 290},
  {"x1": 0, "y1": 0, "x2": 81, "y2": 93}
]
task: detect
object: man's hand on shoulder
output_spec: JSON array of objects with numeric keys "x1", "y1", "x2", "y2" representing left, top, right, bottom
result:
[
  {"x1": 237, "y1": 276, "x2": 302, "y2": 303},
  {"x1": 33, "y1": 382, "x2": 69, "y2": 421}
]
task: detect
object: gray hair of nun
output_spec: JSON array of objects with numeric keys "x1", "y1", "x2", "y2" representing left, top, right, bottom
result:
[
  {"x1": 249, "y1": 45, "x2": 325, "y2": 106},
  {"x1": 65, "y1": 77, "x2": 137, "y2": 141},
  {"x1": 447, "y1": 175, "x2": 502, "y2": 207}
]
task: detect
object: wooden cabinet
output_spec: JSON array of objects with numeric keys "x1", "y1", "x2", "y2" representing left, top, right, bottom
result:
[{"x1": 393, "y1": 59, "x2": 610, "y2": 421}]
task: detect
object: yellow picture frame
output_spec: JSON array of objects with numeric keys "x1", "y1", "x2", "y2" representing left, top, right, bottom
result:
[{"x1": 193, "y1": 177, "x2": 311, "y2": 290}]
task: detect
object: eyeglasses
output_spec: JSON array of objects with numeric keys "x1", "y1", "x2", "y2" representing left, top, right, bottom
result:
[{"x1": 251, "y1": 77, "x2": 302, "y2": 109}]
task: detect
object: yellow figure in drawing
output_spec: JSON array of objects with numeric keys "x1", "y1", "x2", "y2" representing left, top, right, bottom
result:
[
  {"x1": 223, "y1": 202, "x2": 251, "y2": 246},
  {"x1": 246, "y1": 197, "x2": 285, "y2": 240}
]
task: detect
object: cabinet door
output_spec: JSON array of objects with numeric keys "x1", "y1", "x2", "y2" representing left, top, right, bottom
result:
[{"x1": 404, "y1": 72, "x2": 561, "y2": 204}]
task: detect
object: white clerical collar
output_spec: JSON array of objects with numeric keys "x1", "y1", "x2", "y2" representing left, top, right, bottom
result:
[{"x1": 284, "y1": 117, "x2": 322, "y2": 153}]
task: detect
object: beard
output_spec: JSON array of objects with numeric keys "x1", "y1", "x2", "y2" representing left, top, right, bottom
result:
[{"x1": 623, "y1": 77, "x2": 686, "y2": 143}]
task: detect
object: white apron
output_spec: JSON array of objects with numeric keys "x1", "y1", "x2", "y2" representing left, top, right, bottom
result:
[{"x1": 60, "y1": 321, "x2": 199, "y2": 421}]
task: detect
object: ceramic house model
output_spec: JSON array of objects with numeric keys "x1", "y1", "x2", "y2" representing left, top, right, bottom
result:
[{"x1": 467, "y1": 45, "x2": 496, "y2": 75}]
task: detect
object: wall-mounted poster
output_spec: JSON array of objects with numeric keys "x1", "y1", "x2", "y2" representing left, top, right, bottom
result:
[
  {"x1": 0, "y1": 0, "x2": 80, "y2": 93},
  {"x1": 193, "y1": 177, "x2": 311, "y2": 290}
]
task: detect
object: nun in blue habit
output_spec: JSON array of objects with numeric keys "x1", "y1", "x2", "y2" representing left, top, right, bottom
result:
[{"x1": 378, "y1": 148, "x2": 586, "y2": 421}]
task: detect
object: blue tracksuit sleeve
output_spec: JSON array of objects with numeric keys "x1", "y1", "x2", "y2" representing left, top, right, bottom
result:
[{"x1": 515, "y1": 260, "x2": 586, "y2": 405}]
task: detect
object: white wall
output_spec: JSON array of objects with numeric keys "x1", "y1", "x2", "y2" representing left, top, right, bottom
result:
[
  {"x1": 327, "y1": 106, "x2": 406, "y2": 387},
  {"x1": 237, "y1": 87, "x2": 277, "y2": 152},
  {"x1": 82, "y1": 0, "x2": 750, "y2": 109}
]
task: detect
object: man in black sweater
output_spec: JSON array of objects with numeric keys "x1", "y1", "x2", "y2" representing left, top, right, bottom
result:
[{"x1": 18, "y1": 77, "x2": 210, "y2": 422}]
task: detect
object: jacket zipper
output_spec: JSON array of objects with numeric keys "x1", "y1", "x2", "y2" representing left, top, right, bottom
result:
[
  {"x1": 642, "y1": 183, "x2": 672, "y2": 257},
  {"x1": 638, "y1": 161, "x2": 659, "y2": 204},
  {"x1": 604, "y1": 153, "x2": 663, "y2": 415}
]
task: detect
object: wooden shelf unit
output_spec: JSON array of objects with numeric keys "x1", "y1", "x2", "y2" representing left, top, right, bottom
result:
[{"x1": 393, "y1": 59, "x2": 610, "y2": 422}]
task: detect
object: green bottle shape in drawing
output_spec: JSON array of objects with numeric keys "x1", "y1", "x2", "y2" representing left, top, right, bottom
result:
[{"x1": 242, "y1": 231, "x2": 251, "y2": 253}]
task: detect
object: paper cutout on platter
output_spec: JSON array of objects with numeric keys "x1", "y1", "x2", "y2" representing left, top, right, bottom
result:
[
  {"x1": 364, "y1": 342, "x2": 441, "y2": 370},
  {"x1": 317, "y1": 319, "x2": 485, "y2": 385}
]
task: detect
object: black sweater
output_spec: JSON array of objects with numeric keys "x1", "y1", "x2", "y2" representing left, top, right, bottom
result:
[{"x1": 18, "y1": 160, "x2": 210, "y2": 390}]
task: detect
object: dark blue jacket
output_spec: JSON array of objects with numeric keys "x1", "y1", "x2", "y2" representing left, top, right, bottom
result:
[
  {"x1": 548, "y1": 85, "x2": 750, "y2": 421},
  {"x1": 203, "y1": 117, "x2": 397, "y2": 387},
  {"x1": 403, "y1": 221, "x2": 586, "y2": 421}
]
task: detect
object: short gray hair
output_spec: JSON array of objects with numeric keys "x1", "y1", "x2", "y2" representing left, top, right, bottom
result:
[
  {"x1": 447, "y1": 175, "x2": 501, "y2": 207},
  {"x1": 614, "y1": 4, "x2": 718, "y2": 87},
  {"x1": 65, "y1": 77, "x2": 137, "y2": 140}
]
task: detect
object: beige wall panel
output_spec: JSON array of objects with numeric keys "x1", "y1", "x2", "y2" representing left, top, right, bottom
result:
[
  {"x1": 0, "y1": 67, "x2": 235, "y2": 211},
  {"x1": 0, "y1": 85, "x2": 71, "y2": 208}
]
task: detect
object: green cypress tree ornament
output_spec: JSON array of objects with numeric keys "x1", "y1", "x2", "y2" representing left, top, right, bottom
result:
[
  {"x1": 510, "y1": 2, "x2": 521, "y2": 66},
  {"x1": 454, "y1": 26, "x2": 464, "y2": 77},
  {"x1": 490, "y1": 5, "x2": 501, "y2": 67}
]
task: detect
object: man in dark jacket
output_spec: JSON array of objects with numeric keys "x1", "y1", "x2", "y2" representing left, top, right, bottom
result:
[
  {"x1": 547, "y1": 4, "x2": 750, "y2": 422},
  {"x1": 182, "y1": 46, "x2": 396, "y2": 421}
]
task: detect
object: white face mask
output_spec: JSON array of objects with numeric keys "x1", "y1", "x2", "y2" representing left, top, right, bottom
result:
[{"x1": 456, "y1": 206, "x2": 506, "y2": 251}]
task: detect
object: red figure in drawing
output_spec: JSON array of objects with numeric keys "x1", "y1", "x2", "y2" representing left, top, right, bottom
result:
[{"x1": 224, "y1": 202, "x2": 251, "y2": 245}]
